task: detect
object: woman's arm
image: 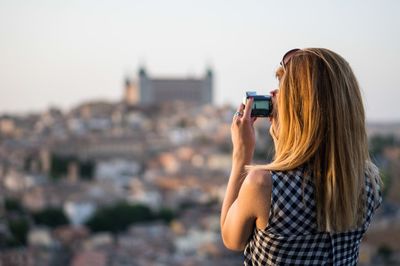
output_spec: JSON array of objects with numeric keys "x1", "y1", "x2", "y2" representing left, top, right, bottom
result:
[
  {"x1": 221, "y1": 169, "x2": 272, "y2": 251},
  {"x1": 220, "y1": 98, "x2": 271, "y2": 251}
]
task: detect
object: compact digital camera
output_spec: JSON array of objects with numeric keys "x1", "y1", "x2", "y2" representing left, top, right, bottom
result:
[{"x1": 243, "y1": 91, "x2": 273, "y2": 117}]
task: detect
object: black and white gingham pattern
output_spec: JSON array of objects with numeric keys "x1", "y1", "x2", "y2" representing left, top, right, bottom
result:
[{"x1": 244, "y1": 167, "x2": 382, "y2": 265}]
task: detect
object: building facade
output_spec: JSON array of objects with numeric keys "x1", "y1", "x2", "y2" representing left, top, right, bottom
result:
[{"x1": 124, "y1": 67, "x2": 213, "y2": 106}]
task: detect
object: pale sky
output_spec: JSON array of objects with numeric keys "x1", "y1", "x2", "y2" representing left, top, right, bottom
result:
[{"x1": 0, "y1": 0, "x2": 399, "y2": 121}]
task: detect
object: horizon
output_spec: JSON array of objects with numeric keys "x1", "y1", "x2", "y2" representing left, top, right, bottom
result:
[{"x1": 1, "y1": 97, "x2": 400, "y2": 125}]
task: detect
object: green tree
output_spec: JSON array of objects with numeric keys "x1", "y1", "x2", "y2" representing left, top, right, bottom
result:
[
  {"x1": 377, "y1": 245, "x2": 393, "y2": 264},
  {"x1": 50, "y1": 154, "x2": 71, "y2": 179},
  {"x1": 86, "y1": 202, "x2": 155, "y2": 233},
  {"x1": 7, "y1": 217, "x2": 29, "y2": 246},
  {"x1": 32, "y1": 207, "x2": 69, "y2": 228},
  {"x1": 369, "y1": 134, "x2": 397, "y2": 157},
  {"x1": 79, "y1": 160, "x2": 94, "y2": 180},
  {"x1": 50, "y1": 154, "x2": 94, "y2": 180},
  {"x1": 157, "y1": 207, "x2": 176, "y2": 224},
  {"x1": 4, "y1": 198, "x2": 24, "y2": 213}
]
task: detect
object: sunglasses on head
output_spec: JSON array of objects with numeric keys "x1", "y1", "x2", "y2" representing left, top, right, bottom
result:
[{"x1": 280, "y1": 48, "x2": 301, "y2": 70}]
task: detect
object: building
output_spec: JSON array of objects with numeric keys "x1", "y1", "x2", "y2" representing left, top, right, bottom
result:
[{"x1": 124, "y1": 67, "x2": 213, "y2": 106}]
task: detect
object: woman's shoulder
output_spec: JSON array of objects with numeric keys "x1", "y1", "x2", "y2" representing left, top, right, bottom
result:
[
  {"x1": 243, "y1": 165, "x2": 310, "y2": 195},
  {"x1": 244, "y1": 168, "x2": 272, "y2": 189},
  {"x1": 270, "y1": 165, "x2": 309, "y2": 181}
]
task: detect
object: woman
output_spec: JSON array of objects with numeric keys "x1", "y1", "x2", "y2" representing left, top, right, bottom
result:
[{"x1": 220, "y1": 48, "x2": 383, "y2": 265}]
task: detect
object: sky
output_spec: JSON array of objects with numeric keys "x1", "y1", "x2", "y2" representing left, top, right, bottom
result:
[{"x1": 0, "y1": 0, "x2": 399, "y2": 121}]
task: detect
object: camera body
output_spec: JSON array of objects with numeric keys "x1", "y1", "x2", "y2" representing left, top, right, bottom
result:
[{"x1": 243, "y1": 91, "x2": 273, "y2": 117}]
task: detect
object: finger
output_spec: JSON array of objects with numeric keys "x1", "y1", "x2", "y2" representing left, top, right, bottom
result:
[
  {"x1": 237, "y1": 103, "x2": 245, "y2": 112},
  {"x1": 232, "y1": 103, "x2": 245, "y2": 121},
  {"x1": 243, "y1": 97, "x2": 253, "y2": 119}
]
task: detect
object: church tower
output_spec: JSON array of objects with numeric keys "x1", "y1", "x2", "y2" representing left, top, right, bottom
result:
[{"x1": 123, "y1": 77, "x2": 139, "y2": 105}]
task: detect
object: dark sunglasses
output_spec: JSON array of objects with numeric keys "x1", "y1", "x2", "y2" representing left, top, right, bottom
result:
[{"x1": 280, "y1": 48, "x2": 301, "y2": 70}]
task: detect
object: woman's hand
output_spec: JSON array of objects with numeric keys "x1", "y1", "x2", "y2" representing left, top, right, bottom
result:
[{"x1": 231, "y1": 98, "x2": 257, "y2": 165}]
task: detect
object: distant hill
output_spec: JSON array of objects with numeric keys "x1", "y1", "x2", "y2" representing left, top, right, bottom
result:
[{"x1": 367, "y1": 122, "x2": 400, "y2": 138}]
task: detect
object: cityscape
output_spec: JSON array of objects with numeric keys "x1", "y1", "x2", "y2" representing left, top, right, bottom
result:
[
  {"x1": 1, "y1": 0, "x2": 399, "y2": 265},
  {"x1": 0, "y1": 67, "x2": 400, "y2": 266}
]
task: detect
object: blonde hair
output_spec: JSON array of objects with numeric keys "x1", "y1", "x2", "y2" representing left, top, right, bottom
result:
[{"x1": 258, "y1": 48, "x2": 382, "y2": 232}]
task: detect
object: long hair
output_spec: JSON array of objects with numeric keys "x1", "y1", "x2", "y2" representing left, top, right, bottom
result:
[{"x1": 260, "y1": 48, "x2": 381, "y2": 232}]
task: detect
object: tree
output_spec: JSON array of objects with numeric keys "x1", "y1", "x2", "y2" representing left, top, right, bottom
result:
[
  {"x1": 86, "y1": 202, "x2": 155, "y2": 233},
  {"x1": 157, "y1": 207, "x2": 176, "y2": 224},
  {"x1": 50, "y1": 154, "x2": 94, "y2": 180},
  {"x1": 79, "y1": 160, "x2": 94, "y2": 180},
  {"x1": 7, "y1": 217, "x2": 29, "y2": 246},
  {"x1": 4, "y1": 198, "x2": 23, "y2": 213},
  {"x1": 377, "y1": 245, "x2": 393, "y2": 264},
  {"x1": 50, "y1": 154, "x2": 71, "y2": 179},
  {"x1": 32, "y1": 207, "x2": 69, "y2": 228},
  {"x1": 369, "y1": 134, "x2": 397, "y2": 157}
]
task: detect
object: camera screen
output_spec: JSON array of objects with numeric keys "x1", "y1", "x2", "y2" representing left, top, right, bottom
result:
[{"x1": 253, "y1": 100, "x2": 269, "y2": 110}]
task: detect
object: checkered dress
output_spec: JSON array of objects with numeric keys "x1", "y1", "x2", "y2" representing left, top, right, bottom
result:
[{"x1": 244, "y1": 167, "x2": 382, "y2": 265}]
